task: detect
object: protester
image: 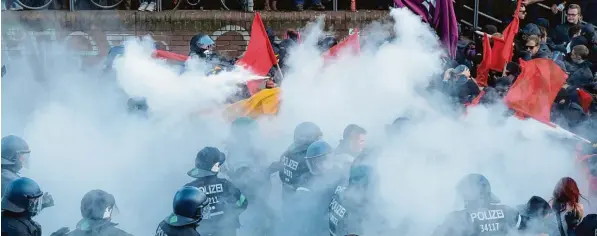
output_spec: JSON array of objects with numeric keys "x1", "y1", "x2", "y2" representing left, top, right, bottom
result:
[{"x1": 549, "y1": 177, "x2": 585, "y2": 236}]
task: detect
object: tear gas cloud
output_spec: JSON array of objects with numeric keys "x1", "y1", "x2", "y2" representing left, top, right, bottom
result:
[{"x1": 1, "y1": 8, "x2": 583, "y2": 235}]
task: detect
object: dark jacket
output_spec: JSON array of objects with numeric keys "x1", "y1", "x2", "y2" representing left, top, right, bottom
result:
[
  {"x1": 553, "y1": 22, "x2": 579, "y2": 46},
  {"x1": 1, "y1": 211, "x2": 42, "y2": 236},
  {"x1": 155, "y1": 220, "x2": 200, "y2": 236},
  {"x1": 185, "y1": 170, "x2": 248, "y2": 234},
  {"x1": 66, "y1": 219, "x2": 132, "y2": 236},
  {"x1": 565, "y1": 60, "x2": 595, "y2": 88}
]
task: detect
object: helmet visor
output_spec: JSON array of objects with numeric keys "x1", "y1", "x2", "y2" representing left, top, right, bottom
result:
[{"x1": 28, "y1": 196, "x2": 43, "y2": 216}]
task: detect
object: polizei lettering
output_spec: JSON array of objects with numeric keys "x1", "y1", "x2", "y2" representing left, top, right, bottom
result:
[
  {"x1": 283, "y1": 156, "x2": 299, "y2": 170},
  {"x1": 198, "y1": 184, "x2": 224, "y2": 195},
  {"x1": 470, "y1": 209, "x2": 505, "y2": 222},
  {"x1": 329, "y1": 198, "x2": 347, "y2": 226}
]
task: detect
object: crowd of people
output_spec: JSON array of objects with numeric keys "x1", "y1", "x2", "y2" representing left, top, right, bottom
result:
[
  {"x1": 3, "y1": 119, "x2": 597, "y2": 236},
  {"x1": 441, "y1": 1, "x2": 597, "y2": 140},
  {"x1": 3, "y1": 1, "x2": 597, "y2": 236}
]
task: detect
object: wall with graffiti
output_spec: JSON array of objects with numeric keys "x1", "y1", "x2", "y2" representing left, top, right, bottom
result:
[{"x1": 1, "y1": 11, "x2": 386, "y2": 65}]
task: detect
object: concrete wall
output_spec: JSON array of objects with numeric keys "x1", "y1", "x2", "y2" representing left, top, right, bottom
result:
[{"x1": 1, "y1": 10, "x2": 388, "y2": 65}]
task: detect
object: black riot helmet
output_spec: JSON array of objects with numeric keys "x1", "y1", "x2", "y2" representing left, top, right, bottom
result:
[
  {"x1": 80, "y1": 189, "x2": 117, "y2": 220},
  {"x1": 1, "y1": 177, "x2": 44, "y2": 216},
  {"x1": 305, "y1": 140, "x2": 333, "y2": 175},
  {"x1": 293, "y1": 122, "x2": 322, "y2": 146},
  {"x1": 188, "y1": 147, "x2": 226, "y2": 178},
  {"x1": 317, "y1": 36, "x2": 338, "y2": 52},
  {"x1": 1, "y1": 135, "x2": 31, "y2": 169},
  {"x1": 189, "y1": 33, "x2": 216, "y2": 58},
  {"x1": 166, "y1": 186, "x2": 209, "y2": 227}
]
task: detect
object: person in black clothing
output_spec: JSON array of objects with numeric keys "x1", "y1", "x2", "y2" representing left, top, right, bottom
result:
[
  {"x1": 65, "y1": 190, "x2": 132, "y2": 236},
  {"x1": 274, "y1": 121, "x2": 322, "y2": 198},
  {"x1": 521, "y1": 35, "x2": 551, "y2": 61},
  {"x1": 552, "y1": 4, "x2": 583, "y2": 52},
  {"x1": 185, "y1": 147, "x2": 248, "y2": 236},
  {"x1": 328, "y1": 165, "x2": 374, "y2": 236},
  {"x1": 1, "y1": 135, "x2": 55, "y2": 210},
  {"x1": 156, "y1": 186, "x2": 209, "y2": 236},
  {"x1": 432, "y1": 174, "x2": 520, "y2": 236},
  {"x1": 442, "y1": 65, "x2": 481, "y2": 105},
  {"x1": 517, "y1": 196, "x2": 553, "y2": 235},
  {"x1": 565, "y1": 45, "x2": 594, "y2": 88},
  {"x1": 1, "y1": 177, "x2": 45, "y2": 236}
]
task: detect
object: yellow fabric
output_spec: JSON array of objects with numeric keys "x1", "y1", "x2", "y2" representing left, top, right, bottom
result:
[{"x1": 224, "y1": 88, "x2": 280, "y2": 120}]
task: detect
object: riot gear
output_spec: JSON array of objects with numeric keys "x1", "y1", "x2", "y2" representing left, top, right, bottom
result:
[
  {"x1": 67, "y1": 190, "x2": 132, "y2": 236},
  {"x1": 190, "y1": 33, "x2": 216, "y2": 59},
  {"x1": 1, "y1": 177, "x2": 44, "y2": 216},
  {"x1": 279, "y1": 122, "x2": 322, "y2": 189},
  {"x1": 1, "y1": 135, "x2": 31, "y2": 167},
  {"x1": 155, "y1": 186, "x2": 209, "y2": 236},
  {"x1": 186, "y1": 147, "x2": 248, "y2": 236},
  {"x1": 305, "y1": 140, "x2": 333, "y2": 175}
]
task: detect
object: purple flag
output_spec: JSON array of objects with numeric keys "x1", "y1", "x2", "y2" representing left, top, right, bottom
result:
[{"x1": 394, "y1": 0, "x2": 459, "y2": 59}]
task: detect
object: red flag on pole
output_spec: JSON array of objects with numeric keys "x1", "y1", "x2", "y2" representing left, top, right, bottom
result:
[
  {"x1": 577, "y1": 88, "x2": 593, "y2": 113},
  {"x1": 488, "y1": 0, "x2": 521, "y2": 72},
  {"x1": 322, "y1": 29, "x2": 360, "y2": 63},
  {"x1": 153, "y1": 50, "x2": 189, "y2": 62},
  {"x1": 476, "y1": 34, "x2": 492, "y2": 87},
  {"x1": 504, "y1": 58, "x2": 568, "y2": 124},
  {"x1": 236, "y1": 12, "x2": 278, "y2": 95}
]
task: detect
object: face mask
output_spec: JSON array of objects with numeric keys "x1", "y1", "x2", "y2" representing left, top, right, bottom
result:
[
  {"x1": 211, "y1": 162, "x2": 221, "y2": 173},
  {"x1": 103, "y1": 206, "x2": 113, "y2": 219}
]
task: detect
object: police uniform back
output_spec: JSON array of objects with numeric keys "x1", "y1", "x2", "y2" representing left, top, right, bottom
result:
[
  {"x1": 185, "y1": 147, "x2": 248, "y2": 236},
  {"x1": 278, "y1": 122, "x2": 322, "y2": 193},
  {"x1": 432, "y1": 174, "x2": 520, "y2": 236}
]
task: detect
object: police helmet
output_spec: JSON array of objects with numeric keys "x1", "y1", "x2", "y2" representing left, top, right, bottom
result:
[
  {"x1": 294, "y1": 122, "x2": 322, "y2": 146},
  {"x1": 188, "y1": 147, "x2": 226, "y2": 178},
  {"x1": 1, "y1": 177, "x2": 44, "y2": 216},
  {"x1": 318, "y1": 36, "x2": 338, "y2": 52},
  {"x1": 190, "y1": 33, "x2": 216, "y2": 57},
  {"x1": 1, "y1": 135, "x2": 31, "y2": 166},
  {"x1": 456, "y1": 174, "x2": 500, "y2": 203},
  {"x1": 80, "y1": 189, "x2": 116, "y2": 220},
  {"x1": 305, "y1": 140, "x2": 333, "y2": 175},
  {"x1": 166, "y1": 186, "x2": 209, "y2": 227}
]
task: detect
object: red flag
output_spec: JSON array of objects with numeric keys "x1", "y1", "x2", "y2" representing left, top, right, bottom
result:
[
  {"x1": 489, "y1": 0, "x2": 521, "y2": 72},
  {"x1": 236, "y1": 12, "x2": 278, "y2": 95},
  {"x1": 476, "y1": 34, "x2": 492, "y2": 87},
  {"x1": 504, "y1": 58, "x2": 568, "y2": 124},
  {"x1": 322, "y1": 29, "x2": 360, "y2": 62},
  {"x1": 577, "y1": 88, "x2": 593, "y2": 113},
  {"x1": 153, "y1": 50, "x2": 189, "y2": 62}
]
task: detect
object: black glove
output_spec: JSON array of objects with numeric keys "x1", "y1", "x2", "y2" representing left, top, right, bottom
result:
[
  {"x1": 42, "y1": 192, "x2": 55, "y2": 209},
  {"x1": 50, "y1": 227, "x2": 70, "y2": 236}
]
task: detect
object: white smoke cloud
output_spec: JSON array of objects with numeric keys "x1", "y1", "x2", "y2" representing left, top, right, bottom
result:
[{"x1": 0, "y1": 7, "x2": 586, "y2": 236}]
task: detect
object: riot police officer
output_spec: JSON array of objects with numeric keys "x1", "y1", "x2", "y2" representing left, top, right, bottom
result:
[
  {"x1": 275, "y1": 122, "x2": 322, "y2": 199},
  {"x1": 329, "y1": 165, "x2": 373, "y2": 236},
  {"x1": 189, "y1": 33, "x2": 234, "y2": 71},
  {"x1": 284, "y1": 140, "x2": 345, "y2": 236},
  {"x1": 65, "y1": 189, "x2": 132, "y2": 236},
  {"x1": 1, "y1": 135, "x2": 54, "y2": 209},
  {"x1": 156, "y1": 186, "x2": 209, "y2": 236},
  {"x1": 1, "y1": 177, "x2": 44, "y2": 236},
  {"x1": 185, "y1": 147, "x2": 248, "y2": 236},
  {"x1": 432, "y1": 174, "x2": 520, "y2": 236}
]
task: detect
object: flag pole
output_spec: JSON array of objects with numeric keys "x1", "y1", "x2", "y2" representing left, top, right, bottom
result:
[{"x1": 275, "y1": 64, "x2": 284, "y2": 79}]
